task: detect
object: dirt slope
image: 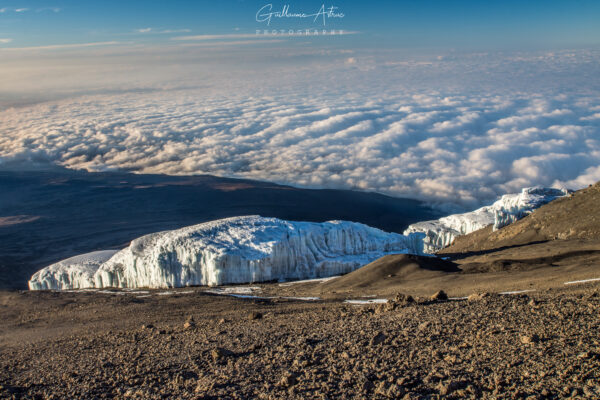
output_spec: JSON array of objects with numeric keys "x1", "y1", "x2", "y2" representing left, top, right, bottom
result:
[{"x1": 319, "y1": 254, "x2": 459, "y2": 295}]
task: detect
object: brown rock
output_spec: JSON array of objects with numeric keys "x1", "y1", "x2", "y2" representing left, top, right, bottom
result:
[
  {"x1": 467, "y1": 293, "x2": 489, "y2": 302},
  {"x1": 577, "y1": 351, "x2": 592, "y2": 359},
  {"x1": 430, "y1": 290, "x2": 448, "y2": 301},
  {"x1": 438, "y1": 380, "x2": 462, "y2": 395},
  {"x1": 277, "y1": 372, "x2": 297, "y2": 387},
  {"x1": 211, "y1": 347, "x2": 232, "y2": 362},
  {"x1": 370, "y1": 332, "x2": 387, "y2": 346},
  {"x1": 183, "y1": 316, "x2": 195, "y2": 330},
  {"x1": 520, "y1": 334, "x2": 540, "y2": 344},
  {"x1": 249, "y1": 311, "x2": 263, "y2": 320},
  {"x1": 394, "y1": 293, "x2": 415, "y2": 304}
]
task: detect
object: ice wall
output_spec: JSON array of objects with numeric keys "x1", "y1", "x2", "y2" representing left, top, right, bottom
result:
[
  {"x1": 28, "y1": 250, "x2": 119, "y2": 290},
  {"x1": 30, "y1": 216, "x2": 424, "y2": 290},
  {"x1": 404, "y1": 187, "x2": 569, "y2": 253}
]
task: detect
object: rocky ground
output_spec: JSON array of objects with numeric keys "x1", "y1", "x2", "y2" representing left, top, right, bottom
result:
[{"x1": 1, "y1": 282, "x2": 599, "y2": 399}]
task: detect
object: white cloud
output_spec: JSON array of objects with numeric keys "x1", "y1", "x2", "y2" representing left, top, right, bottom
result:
[
  {"x1": 0, "y1": 48, "x2": 598, "y2": 209},
  {"x1": 0, "y1": 6, "x2": 58, "y2": 14},
  {"x1": 0, "y1": 38, "x2": 12, "y2": 44},
  {"x1": 0, "y1": 41, "x2": 120, "y2": 51},
  {"x1": 36, "y1": 7, "x2": 60, "y2": 13},
  {"x1": 0, "y1": 7, "x2": 31, "y2": 13},
  {"x1": 173, "y1": 31, "x2": 358, "y2": 40},
  {"x1": 159, "y1": 29, "x2": 191, "y2": 34},
  {"x1": 178, "y1": 39, "x2": 285, "y2": 47},
  {"x1": 135, "y1": 28, "x2": 191, "y2": 34},
  {"x1": 1, "y1": 89, "x2": 598, "y2": 208},
  {"x1": 173, "y1": 33, "x2": 273, "y2": 41}
]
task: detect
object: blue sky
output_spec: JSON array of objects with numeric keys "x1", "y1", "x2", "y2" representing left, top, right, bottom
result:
[{"x1": 1, "y1": 0, "x2": 599, "y2": 49}]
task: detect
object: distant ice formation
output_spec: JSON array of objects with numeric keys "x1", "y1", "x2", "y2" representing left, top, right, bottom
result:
[
  {"x1": 29, "y1": 187, "x2": 569, "y2": 290},
  {"x1": 403, "y1": 187, "x2": 570, "y2": 253},
  {"x1": 29, "y1": 216, "x2": 424, "y2": 290},
  {"x1": 28, "y1": 250, "x2": 119, "y2": 290}
]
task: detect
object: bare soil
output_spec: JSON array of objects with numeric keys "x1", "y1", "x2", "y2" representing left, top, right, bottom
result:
[{"x1": 1, "y1": 272, "x2": 599, "y2": 399}]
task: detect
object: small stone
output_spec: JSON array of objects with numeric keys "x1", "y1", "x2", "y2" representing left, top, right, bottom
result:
[
  {"x1": 357, "y1": 374, "x2": 373, "y2": 392},
  {"x1": 249, "y1": 311, "x2": 263, "y2": 320},
  {"x1": 528, "y1": 298, "x2": 538, "y2": 307},
  {"x1": 430, "y1": 290, "x2": 448, "y2": 301},
  {"x1": 141, "y1": 324, "x2": 154, "y2": 330},
  {"x1": 211, "y1": 347, "x2": 232, "y2": 362},
  {"x1": 439, "y1": 380, "x2": 461, "y2": 395},
  {"x1": 370, "y1": 332, "x2": 387, "y2": 346},
  {"x1": 520, "y1": 334, "x2": 540, "y2": 344},
  {"x1": 386, "y1": 383, "x2": 406, "y2": 398},
  {"x1": 577, "y1": 351, "x2": 592, "y2": 359},
  {"x1": 183, "y1": 316, "x2": 196, "y2": 329},
  {"x1": 375, "y1": 382, "x2": 388, "y2": 396},
  {"x1": 418, "y1": 321, "x2": 431, "y2": 331},
  {"x1": 467, "y1": 293, "x2": 488, "y2": 302},
  {"x1": 394, "y1": 293, "x2": 415, "y2": 304},
  {"x1": 218, "y1": 318, "x2": 226, "y2": 324},
  {"x1": 277, "y1": 372, "x2": 297, "y2": 387}
]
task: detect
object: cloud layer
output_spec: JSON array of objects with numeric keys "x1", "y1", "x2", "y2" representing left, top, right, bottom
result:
[{"x1": 1, "y1": 48, "x2": 599, "y2": 209}]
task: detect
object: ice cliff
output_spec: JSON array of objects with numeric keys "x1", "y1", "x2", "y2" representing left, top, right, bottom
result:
[
  {"x1": 403, "y1": 187, "x2": 570, "y2": 253},
  {"x1": 29, "y1": 216, "x2": 425, "y2": 290},
  {"x1": 28, "y1": 250, "x2": 119, "y2": 290}
]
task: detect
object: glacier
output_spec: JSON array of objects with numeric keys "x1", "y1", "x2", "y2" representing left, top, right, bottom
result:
[
  {"x1": 28, "y1": 187, "x2": 569, "y2": 290},
  {"x1": 28, "y1": 250, "x2": 119, "y2": 290},
  {"x1": 29, "y1": 216, "x2": 425, "y2": 290},
  {"x1": 403, "y1": 187, "x2": 570, "y2": 253}
]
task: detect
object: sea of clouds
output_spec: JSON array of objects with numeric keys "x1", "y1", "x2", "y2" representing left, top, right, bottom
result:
[{"x1": 1, "y1": 47, "x2": 599, "y2": 209}]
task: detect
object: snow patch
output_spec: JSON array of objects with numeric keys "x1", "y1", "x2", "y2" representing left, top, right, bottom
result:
[
  {"x1": 499, "y1": 289, "x2": 536, "y2": 295},
  {"x1": 281, "y1": 296, "x2": 320, "y2": 301},
  {"x1": 278, "y1": 276, "x2": 340, "y2": 286},
  {"x1": 205, "y1": 286, "x2": 262, "y2": 295},
  {"x1": 344, "y1": 299, "x2": 388, "y2": 305},
  {"x1": 564, "y1": 278, "x2": 600, "y2": 285}
]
